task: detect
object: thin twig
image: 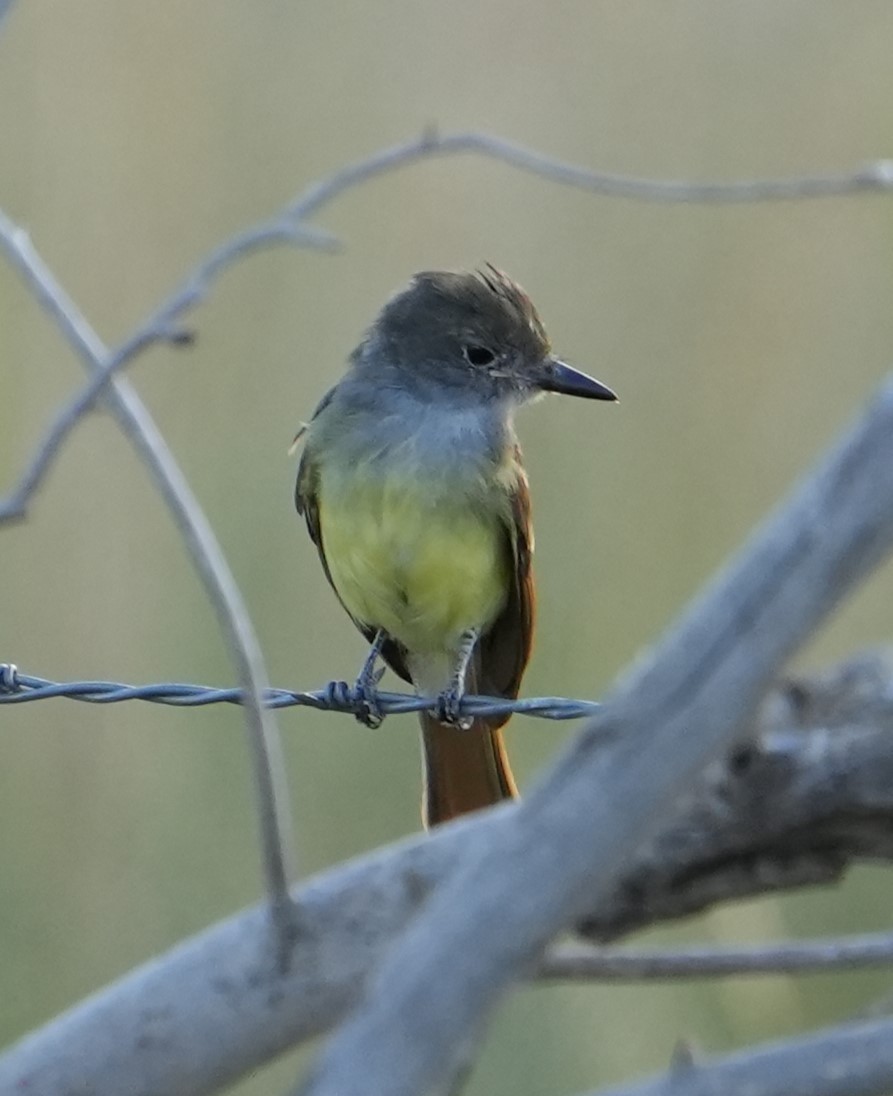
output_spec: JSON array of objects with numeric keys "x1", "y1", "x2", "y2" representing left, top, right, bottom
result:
[
  {"x1": 540, "y1": 933, "x2": 893, "y2": 981},
  {"x1": 288, "y1": 130, "x2": 893, "y2": 220},
  {"x1": 0, "y1": 210, "x2": 295, "y2": 935}
]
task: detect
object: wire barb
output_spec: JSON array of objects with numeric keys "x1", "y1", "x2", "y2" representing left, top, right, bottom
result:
[
  {"x1": 0, "y1": 662, "x2": 19, "y2": 693},
  {"x1": 0, "y1": 663, "x2": 602, "y2": 721}
]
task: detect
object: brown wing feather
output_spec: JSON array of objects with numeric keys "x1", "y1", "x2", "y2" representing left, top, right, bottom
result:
[
  {"x1": 476, "y1": 460, "x2": 535, "y2": 725},
  {"x1": 295, "y1": 416, "x2": 412, "y2": 684}
]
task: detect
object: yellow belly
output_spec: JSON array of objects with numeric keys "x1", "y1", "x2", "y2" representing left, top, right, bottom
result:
[{"x1": 318, "y1": 475, "x2": 508, "y2": 654}]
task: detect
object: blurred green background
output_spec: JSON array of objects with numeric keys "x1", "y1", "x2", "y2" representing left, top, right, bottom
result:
[{"x1": 3, "y1": 3, "x2": 893, "y2": 1093}]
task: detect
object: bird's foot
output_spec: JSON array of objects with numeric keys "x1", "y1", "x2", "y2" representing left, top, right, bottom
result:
[
  {"x1": 436, "y1": 684, "x2": 472, "y2": 730},
  {"x1": 433, "y1": 628, "x2": 478, "y2": 729},
  {"x1": 353, "y1": 664, "x2": 386, "y2": 728}
]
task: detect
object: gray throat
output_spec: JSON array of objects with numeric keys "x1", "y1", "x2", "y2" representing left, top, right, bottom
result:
[{"x1": 315, "y1": 370, "x2": 519, "y2": 487}]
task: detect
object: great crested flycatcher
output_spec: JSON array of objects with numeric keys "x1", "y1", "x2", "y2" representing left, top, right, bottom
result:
[{"x1": 295, "y1": 267, "x2": 616, "y2": 827}]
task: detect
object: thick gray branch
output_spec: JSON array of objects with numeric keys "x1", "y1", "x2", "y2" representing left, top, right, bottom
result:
[
  {"x1": 297, "y1": 378, "x2": 893, "y2": 1096},
  {"x1": 580, "y1": 650, "x2": 893, "y2": 939}
]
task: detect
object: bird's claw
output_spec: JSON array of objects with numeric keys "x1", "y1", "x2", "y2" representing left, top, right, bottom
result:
[
  {"x1": 354, "y1": 666, "x2": 386, "y2": 728},
  {"x1": 436, "y1": 686, "x2": 472, "y2": 730}
]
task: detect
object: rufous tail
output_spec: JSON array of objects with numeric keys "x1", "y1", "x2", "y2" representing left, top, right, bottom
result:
[{"x1": 420, "y1": 713, "x2": 517, "y2": 828}]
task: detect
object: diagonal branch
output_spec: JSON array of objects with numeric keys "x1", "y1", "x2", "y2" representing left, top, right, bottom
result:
[{"x1": 296, "y1": 377, "x2": 893, "y2": 1096}]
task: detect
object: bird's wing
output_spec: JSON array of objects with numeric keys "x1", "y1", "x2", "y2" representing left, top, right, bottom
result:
[
  {"x1": 294, "y1": 390, "x2": 412, "y2": 684},
  {"x1": 476, "y1": 456, "x2": 535, "y2": 719}
]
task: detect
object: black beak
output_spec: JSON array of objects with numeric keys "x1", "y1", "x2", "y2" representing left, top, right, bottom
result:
[{"x1": 539, "y1": 358, "x2": 618, "y2": 401}]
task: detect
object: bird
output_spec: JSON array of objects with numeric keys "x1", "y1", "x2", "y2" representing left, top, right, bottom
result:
[{"x1": 295, "y1": 266, "x2": 616, "y2": 827}]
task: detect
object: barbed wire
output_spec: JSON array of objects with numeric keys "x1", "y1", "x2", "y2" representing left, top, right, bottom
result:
[{"x1": 0, "y1": 663, "x2": 602, "y2": 721}]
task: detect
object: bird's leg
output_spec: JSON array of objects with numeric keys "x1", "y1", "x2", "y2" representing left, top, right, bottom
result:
[
  {"x1": 436, "y1": 628, "x2": 479, "y2": 730},
  {"x1": 354, "y1": 629, "x2": 387, "y2": 728}
]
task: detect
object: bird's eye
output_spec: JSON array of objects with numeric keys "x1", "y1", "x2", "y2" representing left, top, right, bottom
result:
[{"x1": 464, "y1": 344, "x2": 496, "y2": 366}]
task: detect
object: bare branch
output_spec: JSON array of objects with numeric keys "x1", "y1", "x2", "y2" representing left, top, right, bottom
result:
[
  {"x1": 288, "y1": 131, "x2": 893, "y2": 217},
  {"x1": 578, "y1": 651, "x2": 893, "y2": 940},
  {"x1": 297, "y1": 378, "x2": 893, "y2": 1096},
  {"x1": 586, "y1": 1016, "x2": 893, "y2": 1096},
  {"x1": 0, "y1": 211, "x2": 295, "y2": 931},
  {"x1": 541, "y1": 932, "x2": 893, "y2": 982},
  {"x1": 4, "y1": 650, "x2": 893, "y2": 1095}
]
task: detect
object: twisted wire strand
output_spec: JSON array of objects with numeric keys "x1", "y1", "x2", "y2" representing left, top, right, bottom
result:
[{"x1": 0, "y1": 663, "x2": 601, "y2": 721}]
